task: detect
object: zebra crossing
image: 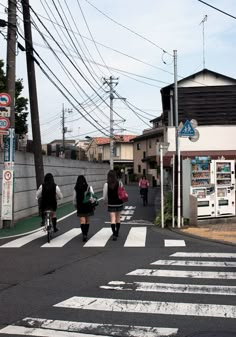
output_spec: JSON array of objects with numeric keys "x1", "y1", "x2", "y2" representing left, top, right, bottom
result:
[
  {"x1": 0, "y1": 225, "x2": 151, "y2": 248},
  {"x1": 1, "y1": 251, "x2": 236, "y2": 336}
]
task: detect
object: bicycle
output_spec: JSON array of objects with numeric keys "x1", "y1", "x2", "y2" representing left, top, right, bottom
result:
[
  {"x1": 140, "y1": 188, "x2": 148, "y2": 206},
  {"x1": 44, "y1": 210, "x2": 53, "y2": 243}
]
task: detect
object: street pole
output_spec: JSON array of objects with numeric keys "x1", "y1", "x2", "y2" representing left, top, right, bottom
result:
[
  {"x1": 22, "y1": 0, "x2": 44, "y2": 189},
  {"x1": 103, "y1": 76, "x2": 119, "y2": 170},
  {"x1": 174, "y1": 49, "x2": 181, "y2": 228},
  {"x1": 160, "y1": 144, "x2": 164, "y2": 229},
  {"x1": 2, "y1": 0, "x2": 17, "y2": 228},
  {"x1": 62, "y1": 103, "x2": 65, "y2": 154},
  {"x1": 110, "y1": 83, "x2": 114, "y2": 171}
]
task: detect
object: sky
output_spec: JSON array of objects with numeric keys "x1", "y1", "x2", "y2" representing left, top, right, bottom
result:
[{"x1": 0, "y1": 0, "x2": 236, "y2": 144}]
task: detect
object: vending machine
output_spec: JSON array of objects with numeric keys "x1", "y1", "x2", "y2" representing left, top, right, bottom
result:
[
  {"x1": 190, "y1": 157, "x2": 215, "y2": 218},
  {"x1": 212, "y1": 160, "x2": 235, "y2": 217}
]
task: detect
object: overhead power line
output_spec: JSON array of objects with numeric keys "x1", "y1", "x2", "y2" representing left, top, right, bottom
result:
[
  {"x1": 85, "y1": 0, "x2": 172, "y2": 56},
  {"x1": 198, "y1": 0, "x2": 236, "y2": 20}
]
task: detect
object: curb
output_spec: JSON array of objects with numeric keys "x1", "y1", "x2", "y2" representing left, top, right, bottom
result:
[{"x1": 168, "y1": 226, "x2": 236, "y2": 248}]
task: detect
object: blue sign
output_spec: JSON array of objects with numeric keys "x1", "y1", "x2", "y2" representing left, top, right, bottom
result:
[{"x1": 179, "y1": 120, "x2": 195, "y2": 137}]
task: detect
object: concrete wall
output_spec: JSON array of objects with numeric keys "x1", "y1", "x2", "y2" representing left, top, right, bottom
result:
[{"x1": 0, "y1": 151, "x2": 109, "y2": 223}]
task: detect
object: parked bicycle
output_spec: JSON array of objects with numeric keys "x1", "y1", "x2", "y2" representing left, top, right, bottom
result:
[{"x1": 44, "y1": 210, "x2": 53, "y2": 243}]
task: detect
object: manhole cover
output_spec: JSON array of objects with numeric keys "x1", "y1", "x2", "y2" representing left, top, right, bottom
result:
[{"x1": 187, "y1": 332, "x2": 236, "y2": 337}]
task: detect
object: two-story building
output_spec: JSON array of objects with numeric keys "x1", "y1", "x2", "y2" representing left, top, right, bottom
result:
[{"x1": 86, "y1": 135, "x2": 136, "y2": 168}]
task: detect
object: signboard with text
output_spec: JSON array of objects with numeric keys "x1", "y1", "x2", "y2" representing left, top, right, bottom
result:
[{"x1": 1, "y1": 170, "x2": 14, "y2": 220}]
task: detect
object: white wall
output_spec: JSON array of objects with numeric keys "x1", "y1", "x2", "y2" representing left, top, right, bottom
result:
[
  {"x1": 179, "y1": 72, "x2": 236, "y2": 87},
  {"x1": 167, "y1": 125, "x2": 236, "y2": 152}
]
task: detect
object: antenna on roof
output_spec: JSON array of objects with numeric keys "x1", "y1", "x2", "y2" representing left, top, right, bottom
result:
[{"x1": 200, "y1": 15, "x2": 207, "y2": 69}]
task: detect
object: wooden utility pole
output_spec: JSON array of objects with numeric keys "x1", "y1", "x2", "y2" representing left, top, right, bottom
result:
[{"x1": 21, "y1": 0, "x2": 44, "y2": 188}]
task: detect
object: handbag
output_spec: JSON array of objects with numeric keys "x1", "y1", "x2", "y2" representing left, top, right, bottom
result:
[
  {"x1": 83, "y1": 186, "x2": 99, "y2": 207},
  {"x1": 118, "y1": 182, "x2": 128, "y2": 203}
]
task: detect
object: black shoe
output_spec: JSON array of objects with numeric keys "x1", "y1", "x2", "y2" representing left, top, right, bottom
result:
[
  {"x1": 54, "y1": 227, "x2": 59, "y2": 233},
  {"x1": 112, "y1": 235, "x2": 117, "y2": 241},
  {"x1": 83, "y1": 235, "x2": 87, "y2": 242}
]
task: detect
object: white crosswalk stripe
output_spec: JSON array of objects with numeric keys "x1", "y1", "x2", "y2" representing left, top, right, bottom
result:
[
  {"x1": 0, "y1": 226, "x2": 149, "y2": 248},
  {"x1": 83, "y1": 228, "x2": 112, "y2": 247},
  {"x1": 151, "y1": 259, "x2": 236, "y2": 267},
  {"x1": 1, "y1": 251, "x2": 236, "y2": 336},
  {"x1": 171, "y1": 252, "x2": 236, "y2": 258},
  {"x1": 54, "y1": 295, "x2": 236, "y2": 318},
  {"x1": 164, "y1": 239, "x2": 186, "y2": 247},
  {"x1": 0, "y1": 317, "x2": 177, "y2": 337},
  {"x1": 127, "y1": 268, "x2": 236, "y2": 279},
  {"x1": 124, "y1": 227, "x2": 146, "y2": 247},
  {"x1": 41, "y1": 228, "x2": 81, "y2": 248},
  {"x1": 100, "y1": 281, "x2": 236, "y2": 296},
  {"x1": 0, "y1": 229, "x2": 45, "y2": 248}
]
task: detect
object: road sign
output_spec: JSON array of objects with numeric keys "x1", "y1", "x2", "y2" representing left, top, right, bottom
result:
[
  {"x1": 0, "y1": 93, "x2": 11, "y2": 107},
  {"x1": 1, "y1": 169, "x2": 14, "y2": 220},
  {"x1": 0, "y1": 106, "x2": 10, "y2": 117},
  {"x1": 0, "y1": 117, "x2": 10, "y2": 130},
  {"x1": 179, "y1": 120, "x2": 195, "y2": 137},
  {"x1": 0, "y1": 129, "x2": 9, "y2": 135}
]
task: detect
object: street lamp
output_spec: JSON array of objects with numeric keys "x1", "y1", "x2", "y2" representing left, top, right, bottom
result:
[{"x1": 158, "y1": 142, "x2": 169, "y2": 229}]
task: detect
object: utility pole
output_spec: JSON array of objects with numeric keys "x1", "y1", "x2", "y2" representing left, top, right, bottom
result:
[
  {"x1": 62, "y1": 103, "x2": 65, "y2": 154},
  {"x1": 22, "y1": 0, "x2": 44, "y2": 188},
  {"x1": 61, "y1": 104, "x2": 72, "y2": 157},
  {"x1": 103, "y1": 76, "x2": 126, "y2": 170},
  {"x1": 2, "y1": 0, "x2": 17, "y2": 228},
  {"x1": 173, "y1": 49, "x2": 181, "y2": 229},
  {"x1": 200, "y1": 15, "x2": 207, "y2": 69}
]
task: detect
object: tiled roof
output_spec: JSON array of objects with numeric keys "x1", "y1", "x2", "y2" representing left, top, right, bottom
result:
[
  {"x1": 114, "y1": 135, "x2": 137, "y2": 143},
  {"x1": 94, "y1": 137, "x2": 109, "y2": 145},
  {"x1": 93, "y1": 135, "x2": 137, "y2": 145}
]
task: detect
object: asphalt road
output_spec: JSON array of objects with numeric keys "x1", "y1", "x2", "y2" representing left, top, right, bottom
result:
[{"x1": 0, "y1": 185, "x2": 236, "y2": 337}]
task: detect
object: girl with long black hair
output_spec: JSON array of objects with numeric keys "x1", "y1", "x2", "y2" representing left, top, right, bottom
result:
[
  {"x1": 36, "y1": 173, "x2": 63, "y2": 232},
  {"x1": 103, "y1": 170, "x2": 123, "y2": 241},
  {"x1": 73, "y1": 175, "x2": 94, "y2": 242}
]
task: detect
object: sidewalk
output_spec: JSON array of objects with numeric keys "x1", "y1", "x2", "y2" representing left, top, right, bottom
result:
[
  {"x1": 0, "y1": 202, "x2": 75, "y2": 239},
  {"x1": 175, "y1": 223, "x2": 236, "y2": 246}
]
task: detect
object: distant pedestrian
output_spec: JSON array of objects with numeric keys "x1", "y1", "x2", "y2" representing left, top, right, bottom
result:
[
  {"x1": 103, "y1": 170, "x2": 123, "y2": 241},
  {"x1": 36, "y1": 173, "x2": 63, "y2": 232},
  {"x1": 73, "y1": 175, "x2": 94, "y2": 242},
  {"x1": 139, "y1": 176, "x2": 149, "y2": 206}
]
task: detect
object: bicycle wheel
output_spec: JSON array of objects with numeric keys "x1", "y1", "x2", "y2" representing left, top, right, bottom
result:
[{"x1": 47, "y1": 219, "x2": 51, "y2": 243}]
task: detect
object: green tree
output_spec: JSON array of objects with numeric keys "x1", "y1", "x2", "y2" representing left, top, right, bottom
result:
[{"x1": 0, "y1": 59, "x2": 28, "y2": 138}]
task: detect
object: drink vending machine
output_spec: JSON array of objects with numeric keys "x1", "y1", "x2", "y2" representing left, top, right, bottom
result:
[
  {"x1": 212, "y1": 160, "x2": 235, "y2": 217},
  {"x1": 183, "y1": 157, "x2": 235, "y2": 219}
]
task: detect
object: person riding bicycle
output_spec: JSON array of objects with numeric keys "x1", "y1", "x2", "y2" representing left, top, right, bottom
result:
[
  {"x1": 139, "y1": 176, "x2": 149, "y2": 206},
  {"x1": 36, "y1": 173, "x2": 63, "y2": 232}
]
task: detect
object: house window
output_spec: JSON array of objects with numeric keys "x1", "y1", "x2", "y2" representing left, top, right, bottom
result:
[
  {"x1": 143, "y1": 169, "x2": 146, "y2": 176},
  {"x1": 149, "y1": 139, "x2": 152, "y2": 148},
  {"x1": 137, "y1": 143, "x2": 141, "y2": 150},
  {"x1": 138, "y1": 165, "x2": 141, "y2": 173},
  {"x1": 113, "y1": 145, "x2": 120, "y2": 157},
  {"x1": 143, "y1": 151, "x2": 146, "y2": 158}
]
